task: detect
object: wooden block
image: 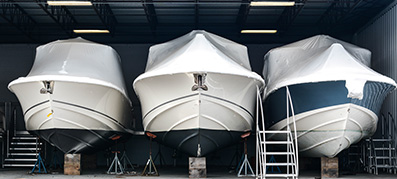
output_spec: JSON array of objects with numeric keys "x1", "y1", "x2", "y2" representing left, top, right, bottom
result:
[
  {"x1": 64, "y1": 154, "x2": 81, "y2": 175},
  {"x1": 189, "y1": 157, "x2": 206, "y2": 178},
  {"x1": 321, "y1": 157, "x2": 338, "y2": 178}
]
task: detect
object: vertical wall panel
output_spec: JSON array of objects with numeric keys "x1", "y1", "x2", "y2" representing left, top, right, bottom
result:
[{"x1": 355, "y1": 2, "x2": 397, "y2": 123}]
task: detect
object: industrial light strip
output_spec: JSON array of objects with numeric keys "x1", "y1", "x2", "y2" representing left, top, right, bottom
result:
[
  {"x1": 47, "y1": 1, "x2": 92, "y2": 6},
  {"x1": 250, "y1": 1, "x2": 296, "y2": 6},
  {"x1": 241, "y1": 30, "x2": 277, "y2": 33},
  {"x1": 73, "y1": 29, "x2": 110, "y2": 33}
]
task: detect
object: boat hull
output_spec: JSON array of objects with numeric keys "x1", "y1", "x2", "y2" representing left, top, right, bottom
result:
[
  {"x1": 135, "y1": 73, "x2": 261, "y2": 156},
  {"x1": 264, "y1": 81, "x2": 395, "y2": 157},
  {"x1": 9, "y1": 78, "x2": 133, "y2": 154}
]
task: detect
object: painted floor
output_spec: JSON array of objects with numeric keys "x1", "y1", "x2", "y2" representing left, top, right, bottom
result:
[{"x1": 0, "y1": 166, "x2": 396, "y2": 179}]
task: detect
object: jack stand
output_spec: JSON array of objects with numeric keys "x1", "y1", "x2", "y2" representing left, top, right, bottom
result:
[
  {"x1": 31, "y1": 152, "x2": 47, "y2": 174},
  {"x1": 237, "y1": 132, "x2": 254, "y2": 177},
  {"x1": 141, "y1": 132, "x2": 159, "y2": 176},
  {"x1": 107, "y1": 151, "x2": 124, "y2": 174},
  {"x1": 120, "y1": 151, "x2": 134, "y2": 171},
  {"x1": 107, "y1": 135, "x2": 125, "y2": 175},
  {"x1": 154, "y1": 144, "x2": 167, "y2": 167},
  {"x1": 50, "y1": 148, "x2": 62, "y2": 169}
]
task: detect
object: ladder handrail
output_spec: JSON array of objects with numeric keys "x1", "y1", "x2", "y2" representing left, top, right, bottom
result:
[
  {"x1": 255, "y1": 85, "x2": 299, "y2": 178},
  {"x1": 286, "y1": 86, "x2": 299, "y2": 176}
]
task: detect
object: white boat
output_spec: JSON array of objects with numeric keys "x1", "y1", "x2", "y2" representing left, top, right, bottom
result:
[
  {"x1": 263, "y1": 35, "x2": 396, "y2": 158},
  {"x1": 133, "y1": 30, "x2": 265, "y2": 156},
  {"x1": 8, "y1": 38, "x2": 133, "y2": 154}
]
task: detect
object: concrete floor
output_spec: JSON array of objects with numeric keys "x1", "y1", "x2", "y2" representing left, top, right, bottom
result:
[{"x1": 1, "y1": 167, "x2": 397, "y2": 179}]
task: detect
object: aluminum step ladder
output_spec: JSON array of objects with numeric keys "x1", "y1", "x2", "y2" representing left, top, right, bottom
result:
[
  {"x1": 3, "y1": 131, "x2": 42, "y2": 168},
  {"x1": 256, "y1": 86, "x2": 299, "y2": 178},
  {"x1": 366, "y1": 113, "x2": 397, "y2": 175}
]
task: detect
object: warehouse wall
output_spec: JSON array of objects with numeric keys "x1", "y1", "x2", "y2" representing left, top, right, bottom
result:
[
  {"x1": 0, "y1": 42, "x2": 279, "y2": 166},
  {"x1": 354, "y1": 1, "x2": 397, "y2": 133}
]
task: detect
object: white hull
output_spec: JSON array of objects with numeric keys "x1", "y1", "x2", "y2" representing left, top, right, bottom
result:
[
  {"x1": 138, "y1": 73, "x2": 260, "y2": 133},
  {"x1": 9, "y1": 77, "x2": 132, "y2": 134},
  {"x1": 269, "y1": 103, "x2": 377, "y2": 158}
]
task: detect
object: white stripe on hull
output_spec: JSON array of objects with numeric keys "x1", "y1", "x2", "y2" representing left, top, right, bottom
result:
[
  {"x1": 136, "y1": 73, "x2": 260, "y2": 133},
  {"x1": 10, "y1": 80, "x2": 132, "y2": 132},
  {"x1": 269, "y1": 103, "x2": 377, "y2": 158}
]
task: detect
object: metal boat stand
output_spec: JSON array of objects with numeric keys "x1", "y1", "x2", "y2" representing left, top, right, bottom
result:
[
  {"x1": 107, "y1": 136, "x2": 124, "y2": 174},
  {"x1": 141, "y1": 132, "x2": 159, "y2": 176},
  {"x1": 237, "y1": 132, "x2": 255, "y2": 177},
  {"x1": 120, "y1": 143, "x2": 134, "y2": 171},
  {"x1": 30, "y1": 152, "x2": 47, "y2": 174}
]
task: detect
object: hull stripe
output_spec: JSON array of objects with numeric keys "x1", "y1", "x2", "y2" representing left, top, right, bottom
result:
[
  {"x1": 144, "y1": 93, "x2": 253, "y2": 120},
  {"x1": 24, "y1": 100, "x2": 49, "y2": 115}
]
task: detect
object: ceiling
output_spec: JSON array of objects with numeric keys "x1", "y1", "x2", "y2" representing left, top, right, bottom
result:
[{"x1": 0, "y1": 0, "x2": 394, "y2": 44}]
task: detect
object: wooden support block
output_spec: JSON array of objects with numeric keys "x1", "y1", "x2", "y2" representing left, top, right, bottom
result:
[
  {"x1": 321, "y1": 157, "x2": 338, "y2": 178},
  {"x1": 189, "y1": 157, "x2": 206, "y2": 178},
  {"x1": 64, "y1": 154, "x2": 81, "y2": 175}
]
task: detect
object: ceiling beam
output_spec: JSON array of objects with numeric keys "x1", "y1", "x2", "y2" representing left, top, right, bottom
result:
[
  {"x1": 276, "y1": 0, "x2": 308, "y2": 34},
  {"x1": 0, "y1": 0, "x2": 36, "y2": 42},
  {"x1": 35, "y1": 0, "x2": 77, "y2": 37},
  {"x1": 236, "y1": 0, "x2": 250, "y2": 32},
  {"x1": 91, "y1": 0, "x2": 118, "y2": 35},
  {"x1": 142, "y1": 0, "x2": 157, "y2": 34},
  {"x1": 316, "y1": 0, "x2": 363, "y2": 28},
  {"x1": 195, "y1": 0, "x2": 199, "y2": 29}
]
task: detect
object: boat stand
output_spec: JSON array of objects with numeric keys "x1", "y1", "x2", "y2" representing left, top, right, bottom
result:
[
  {"x1": 120, "y1": 150, "x2": 134, "y2": 171},
  {"x1": 30, "y1": 152, "x2": 47, "y2": 174},
  {"x1": 107, "y1": 151, "x2": 124, "y2": 174},
  {"x1": 107, "y1": 135, "x2": 125, "y2": 175},
  {"x1": 141, "y1": 132, "x2": 159, "y2": 176},
  {"x1": 237, "y1": 132, "x2": 254, "y2": 177},
  {"x1": 153, "y1": 144, "x2": 167, "y2": 167},
  {"x1": 50, "y1": 148, "x2": 63, "y2": 169}
]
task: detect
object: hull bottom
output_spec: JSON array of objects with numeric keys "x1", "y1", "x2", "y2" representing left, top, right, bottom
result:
[
  {"x1": 31, "y1": 129, "x2": 131, "y2": 154},
  {"x1": 152, "y1": 129, "x2": 245, "y2": 156}
]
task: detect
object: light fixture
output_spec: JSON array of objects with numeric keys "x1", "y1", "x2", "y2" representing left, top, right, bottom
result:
[
  {"x1": 73, "y1": 29, "x2": 110, "y2": 33},
  {"x1": 241, "y1": 30, "x2": 278, "y2": 33},
  {"x1": 250, "y1": 1, "x2": 295, "y2": 6},
  {"x1": 47, "y1": 1, "x2": 93, "y2": 6}
]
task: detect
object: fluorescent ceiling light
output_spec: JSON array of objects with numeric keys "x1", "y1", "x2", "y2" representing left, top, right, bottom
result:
[
  {"x1": 73, "y1": 29, "x2": 110, "y2": 33},
  {"x1": 250, "y1": 1, "x2": 295, "y2": 6},
  {"x1": 47, "y1": 1, "x2": 93, "y2": 6},
  {"x1": 241, "y1": 30, "x2": 277, "y2": 33}
]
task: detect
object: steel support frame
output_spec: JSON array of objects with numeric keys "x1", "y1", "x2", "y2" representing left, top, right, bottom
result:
[
  {"x1": 141, "y1": 0, "x2": 157, "y2": 34},
  {"x1": 36, "y1": 0, "x2": 77, "y2": 36},
  {"x1": 92, "y1": 0, "x2": 117, "y2": 35},
  {"x1": 0, "y1": 0, "x2": 36, "y2": 41},
  {"x1": 276, "y1": 0, "x2": 308, "y2": 34},
  {"x1": 317, "y1": 0, "x2": 363, "y2": 28}
]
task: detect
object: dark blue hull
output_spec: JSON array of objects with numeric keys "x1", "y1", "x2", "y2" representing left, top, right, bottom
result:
[{"x1": 264, "y1": 81, "x2": 394, "y2": 128}]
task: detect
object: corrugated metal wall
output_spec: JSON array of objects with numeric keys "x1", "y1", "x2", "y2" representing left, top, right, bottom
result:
[{"x1": 354, "y1": 2, "x2": 397, "y2": 122}]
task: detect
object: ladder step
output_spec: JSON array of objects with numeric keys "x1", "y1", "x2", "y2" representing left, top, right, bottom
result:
[
  {"x1": 10, "y1": 148, "x2": 41, "y2": 151},
  {"x1": 15, "y1": 131, "x2": 30, "y2": 135},
  {"x1": 12, "y1": 136, "x2": 38, "y2": 140},
  {"x1": 261, "y1": 131, "x2": 292, "y2": 134},
  {"x1": 371, "y1": 139, "x2": 393, "y2": 142},
  {"x1": 9, "y1": 153, "x2": 38, "y2": 156},
  {"x1": 2, "y1": 164, "x2": 35, "y2": 167},
  {"x1": 263, "y1": 141, "x2": 293, "y2": 145},
  {"x1": 374, "y1": 148, "x2": 396, "y2": 150},
  {"x1": 376, "y1": 165, "x2": 396, "y2": 168},
  {"x1": 10, "y1": 142, "x2": 42, "y2": 145},
  {"x1": 4, "y1": 158, "x2": 37, "y2": 161},
  {"x1": 266, "y1": 152, "x2": 294, "y2": 155},
  {"x1": 265, "y1": 163, "x2": 296, "y2": 166},
  {"x1": 264, "y1": 174, "x2": 298, "y2": 177}
]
